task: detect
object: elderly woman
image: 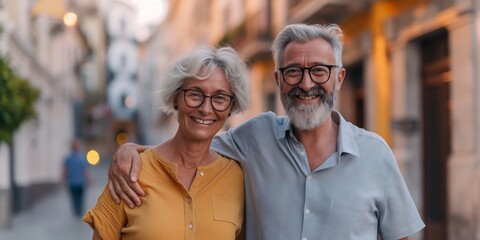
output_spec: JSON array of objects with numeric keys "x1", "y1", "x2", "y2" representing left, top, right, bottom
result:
[{"x1": 83, "y1": 46, "x2": 249, "y2": 240}]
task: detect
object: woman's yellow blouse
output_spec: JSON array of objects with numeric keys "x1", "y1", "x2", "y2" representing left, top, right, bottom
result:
[{"x1": 83, "y1": 149, "x2": 244, "y2": 240}]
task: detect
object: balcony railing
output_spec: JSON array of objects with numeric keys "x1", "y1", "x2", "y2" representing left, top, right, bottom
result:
[{"x1": 288, "y1": 0, "x2": 372, "y2": 24}]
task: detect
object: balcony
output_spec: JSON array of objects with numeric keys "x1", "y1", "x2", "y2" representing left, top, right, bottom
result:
[
  {"x1": 219, "y1": 11, "x2": 273, "y2": 61},
  {"x1": 288, "y1": 0, "x2": 373, "y2": 24}
]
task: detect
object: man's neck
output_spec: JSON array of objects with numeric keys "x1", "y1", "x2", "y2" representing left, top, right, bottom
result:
[
  {"x1": 293, "y1": 116, "x2": 339, "y2": 171},
  {"x1": 293, "y1": 116, "x2": 333, "y2": 139}
]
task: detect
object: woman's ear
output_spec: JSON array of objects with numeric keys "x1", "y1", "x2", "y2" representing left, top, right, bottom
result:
[
  {"x1": 173, "y1": 91, "x2": 181, "y2": 111},
  {"x1": 228, "y1": 101, "x2": 235, "y2": 116}
]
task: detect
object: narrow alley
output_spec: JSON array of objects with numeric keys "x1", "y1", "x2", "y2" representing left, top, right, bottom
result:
[{"x1": 0, "y1": 160, "x2": 108, "y2": 240}]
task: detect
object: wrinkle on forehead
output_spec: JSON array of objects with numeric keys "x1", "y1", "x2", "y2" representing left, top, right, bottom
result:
[{"x1": 281, "y1": 39, "x2": 335, "y2": 67}]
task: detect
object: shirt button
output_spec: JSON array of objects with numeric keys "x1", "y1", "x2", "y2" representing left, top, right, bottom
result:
[
  {"x1": 199, "y1": 171, "x2": 204, "y2": 176},
  {"x1": 188, "y1": 223, "x2": 194, "y2": 229},
  {"x1": 300, "y1": 151, "x2": 305, "y2": 156},
  {"x1": 187, "y1": 198, "x2": 192, "y2": 204},
  {"x1": 307, "y1": 175, "x2": 312, "y2": 180},
  {"x1": 305, "y1": 209, "x2": 310, "y2": 214}
]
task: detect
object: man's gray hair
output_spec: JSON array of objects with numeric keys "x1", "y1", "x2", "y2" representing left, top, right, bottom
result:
[
  {"x1": 159, "y1": 46, "x2": 249, "y2": 115},
  {"x1": 271, "y1": 23, "x2": 344, "y2": 70}
]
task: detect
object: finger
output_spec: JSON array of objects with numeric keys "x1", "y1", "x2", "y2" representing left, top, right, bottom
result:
[
  {"x1": 109, "y1": 144, "x2": 144, "y2": 206},
  {"x1": 121, "y1": 173, "x2": 142, "y2": 200},
  {"x1": 129, "y1": 154, "x2": 142, "y2": 183},
  {"x1": 108, "y1": 161, "x2": 121, "y2": 204},
  {"x1": 119, "y1": 179, "x2": 142, "y2": 207},
  {"x1": 118, "y1": 191, "x2": 135, "y2": 209},
  {"x1": 129, "y1": 180, "x2": 145, "y2": 197},
  {"x1": 113, "y1": 177, "x2": 135, "y2": 208},
  {"x1": 116, "y1": 167, "x2": 142, "y2": 206},
  {"x1": 127, "y1": 147, "x2": 145, "y2": 196},
  {"x1": 107, "y1": 179, "x2": 120, "y2": 204},
  {"x1": 124, "y1": 182, "x2": 143, "y2": 206}
]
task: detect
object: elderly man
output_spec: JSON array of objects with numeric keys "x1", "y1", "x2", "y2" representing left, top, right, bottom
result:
[{"x1": 108, "y1": 23, "x2": 425, "y2": 239}]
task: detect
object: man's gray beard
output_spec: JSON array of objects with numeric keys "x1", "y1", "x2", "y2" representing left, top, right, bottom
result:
[{"x1": 281, "y1": 83, "x2": 336, "y2": 130}]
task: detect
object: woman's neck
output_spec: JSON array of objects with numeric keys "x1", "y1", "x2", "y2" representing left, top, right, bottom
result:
[
  {"x1": 158, "y1": 135, "x2": 216, "y2": 169},
  {"x1": 154, "y1": 134, "x2": 217, "y2": 190}
]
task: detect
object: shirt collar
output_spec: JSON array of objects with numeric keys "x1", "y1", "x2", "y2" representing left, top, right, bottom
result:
[
  {"x1": 334, "y1": 111, "x2": 360, "y2": 158},
  {"x1": 279, "y1": 116, "x2": 291, "y2": 139},
  {"x1": 279, "y1": 111, "x2": 360, "y2": 158}
]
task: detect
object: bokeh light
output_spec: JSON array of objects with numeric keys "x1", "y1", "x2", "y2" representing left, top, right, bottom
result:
[
  {"x1": 63, "y1": 12, "x2": 78, "y2": 27},
  {"x1": 134, "y1": 0, "x2": 169, "y2": 26},
  {"x1": 86, "y1": 149, "x2": 100, "y2": 165},
  {"x1": 116, "y1": 132, "x2": 129, "y2": 145},
  {"x1": 124, "y1": 95, "x2": 137, "y2": 108}
]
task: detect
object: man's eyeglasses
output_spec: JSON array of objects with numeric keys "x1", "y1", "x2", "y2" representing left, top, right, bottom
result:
[
  {"x1": 182, "y1": 89, "x2": 234, "y2": 112},
  {"x1": 278, "y1": 64, "x2": 337, "y2": 85}
]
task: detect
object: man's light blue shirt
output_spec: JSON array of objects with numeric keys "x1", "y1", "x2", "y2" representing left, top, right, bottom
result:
[{"x1": 211, "y1": 111, "x2": 425, "y2": 240}]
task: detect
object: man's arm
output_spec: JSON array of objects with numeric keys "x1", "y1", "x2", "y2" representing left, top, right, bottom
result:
[{"x1": 108, "y1": 143, "x2": 150, "y2": 208}]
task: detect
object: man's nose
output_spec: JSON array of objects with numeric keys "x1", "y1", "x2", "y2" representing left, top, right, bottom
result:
[{"x1": 298, "y1": 70, "x2": 316, "y2": 91}]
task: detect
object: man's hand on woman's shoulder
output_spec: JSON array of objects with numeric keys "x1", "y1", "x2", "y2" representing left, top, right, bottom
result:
[{"x1": 108, "y1": 143, "x2": 150, "y2": 208}]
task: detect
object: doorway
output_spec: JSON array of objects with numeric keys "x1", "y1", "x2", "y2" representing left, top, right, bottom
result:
[{"x1": 420, "y1": 28, "x2": 451, "y2": 240}]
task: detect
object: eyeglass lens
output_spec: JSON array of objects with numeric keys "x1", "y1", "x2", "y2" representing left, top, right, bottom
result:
[
  {"x1": 281, "y1": 64, "x2": 334, "y2": 85},
  {"x1": 183, "y1": 89, "x2": 233, "y2": 112}
]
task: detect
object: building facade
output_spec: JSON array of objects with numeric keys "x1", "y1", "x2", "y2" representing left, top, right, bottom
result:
[{"x1": 0, "y1": 0, "x2": 105, "y2": 229}]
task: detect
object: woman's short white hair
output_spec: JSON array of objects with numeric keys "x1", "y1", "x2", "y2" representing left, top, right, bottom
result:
[{"x1": 159, "y1": 46, "x2": 249, "y2": 115}]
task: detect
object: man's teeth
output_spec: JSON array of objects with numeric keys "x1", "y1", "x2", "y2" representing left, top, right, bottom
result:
[
  {"x1": 193, "y1": 118, "x2": 214, "y2": 124},
  {"x1": 298, "y1": 95, "x2": 317, "y2": 100}
]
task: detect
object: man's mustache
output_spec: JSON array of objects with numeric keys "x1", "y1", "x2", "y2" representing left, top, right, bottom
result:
[{"x1": 287, "y1": 86, "x2": 328, "y2": 99}]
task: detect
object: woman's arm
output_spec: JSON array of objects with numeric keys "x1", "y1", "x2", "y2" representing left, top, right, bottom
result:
[{"x1": 92, "y1": 229, "x2": 102, "y2": 240}]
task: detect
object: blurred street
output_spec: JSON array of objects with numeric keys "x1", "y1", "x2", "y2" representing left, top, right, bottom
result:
[
  {"x1": 0, "y1": 161, "x2": 108, "y2": 240},
  {"x1": 2, "y1": 0, "x2": 480, "y2": 239}
]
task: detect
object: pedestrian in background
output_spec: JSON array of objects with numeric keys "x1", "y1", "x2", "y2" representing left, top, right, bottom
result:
[{"x1": 63, "y1": 138, "x2": 90, "y2": 218}]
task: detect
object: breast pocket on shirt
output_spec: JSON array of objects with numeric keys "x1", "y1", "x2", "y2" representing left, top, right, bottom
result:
[
  {"x1": 330, "y1": 197, "x2": 378, "y2": 236},
  {"x1": 212, "y1": 196, "x2": 242, "y2": 227}
]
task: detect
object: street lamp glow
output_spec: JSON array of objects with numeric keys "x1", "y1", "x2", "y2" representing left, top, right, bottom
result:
[
  {"x1": 116, "y1": 132, "x2": 129, "y2": 145},
  {"x1": 86, "y1": 149, "x2": 100, "y2": 165},
  {"x1": 63, "y1": 12, "x2": 78, "y2": 27}
]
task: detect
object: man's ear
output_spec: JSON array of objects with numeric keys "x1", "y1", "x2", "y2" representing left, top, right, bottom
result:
[
  {"x1": 274, "y1": 71, "x2": 280, "y2": 87},
  {"x1": 336, "y1": 67, "x2": 346, "y2": 91}
]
